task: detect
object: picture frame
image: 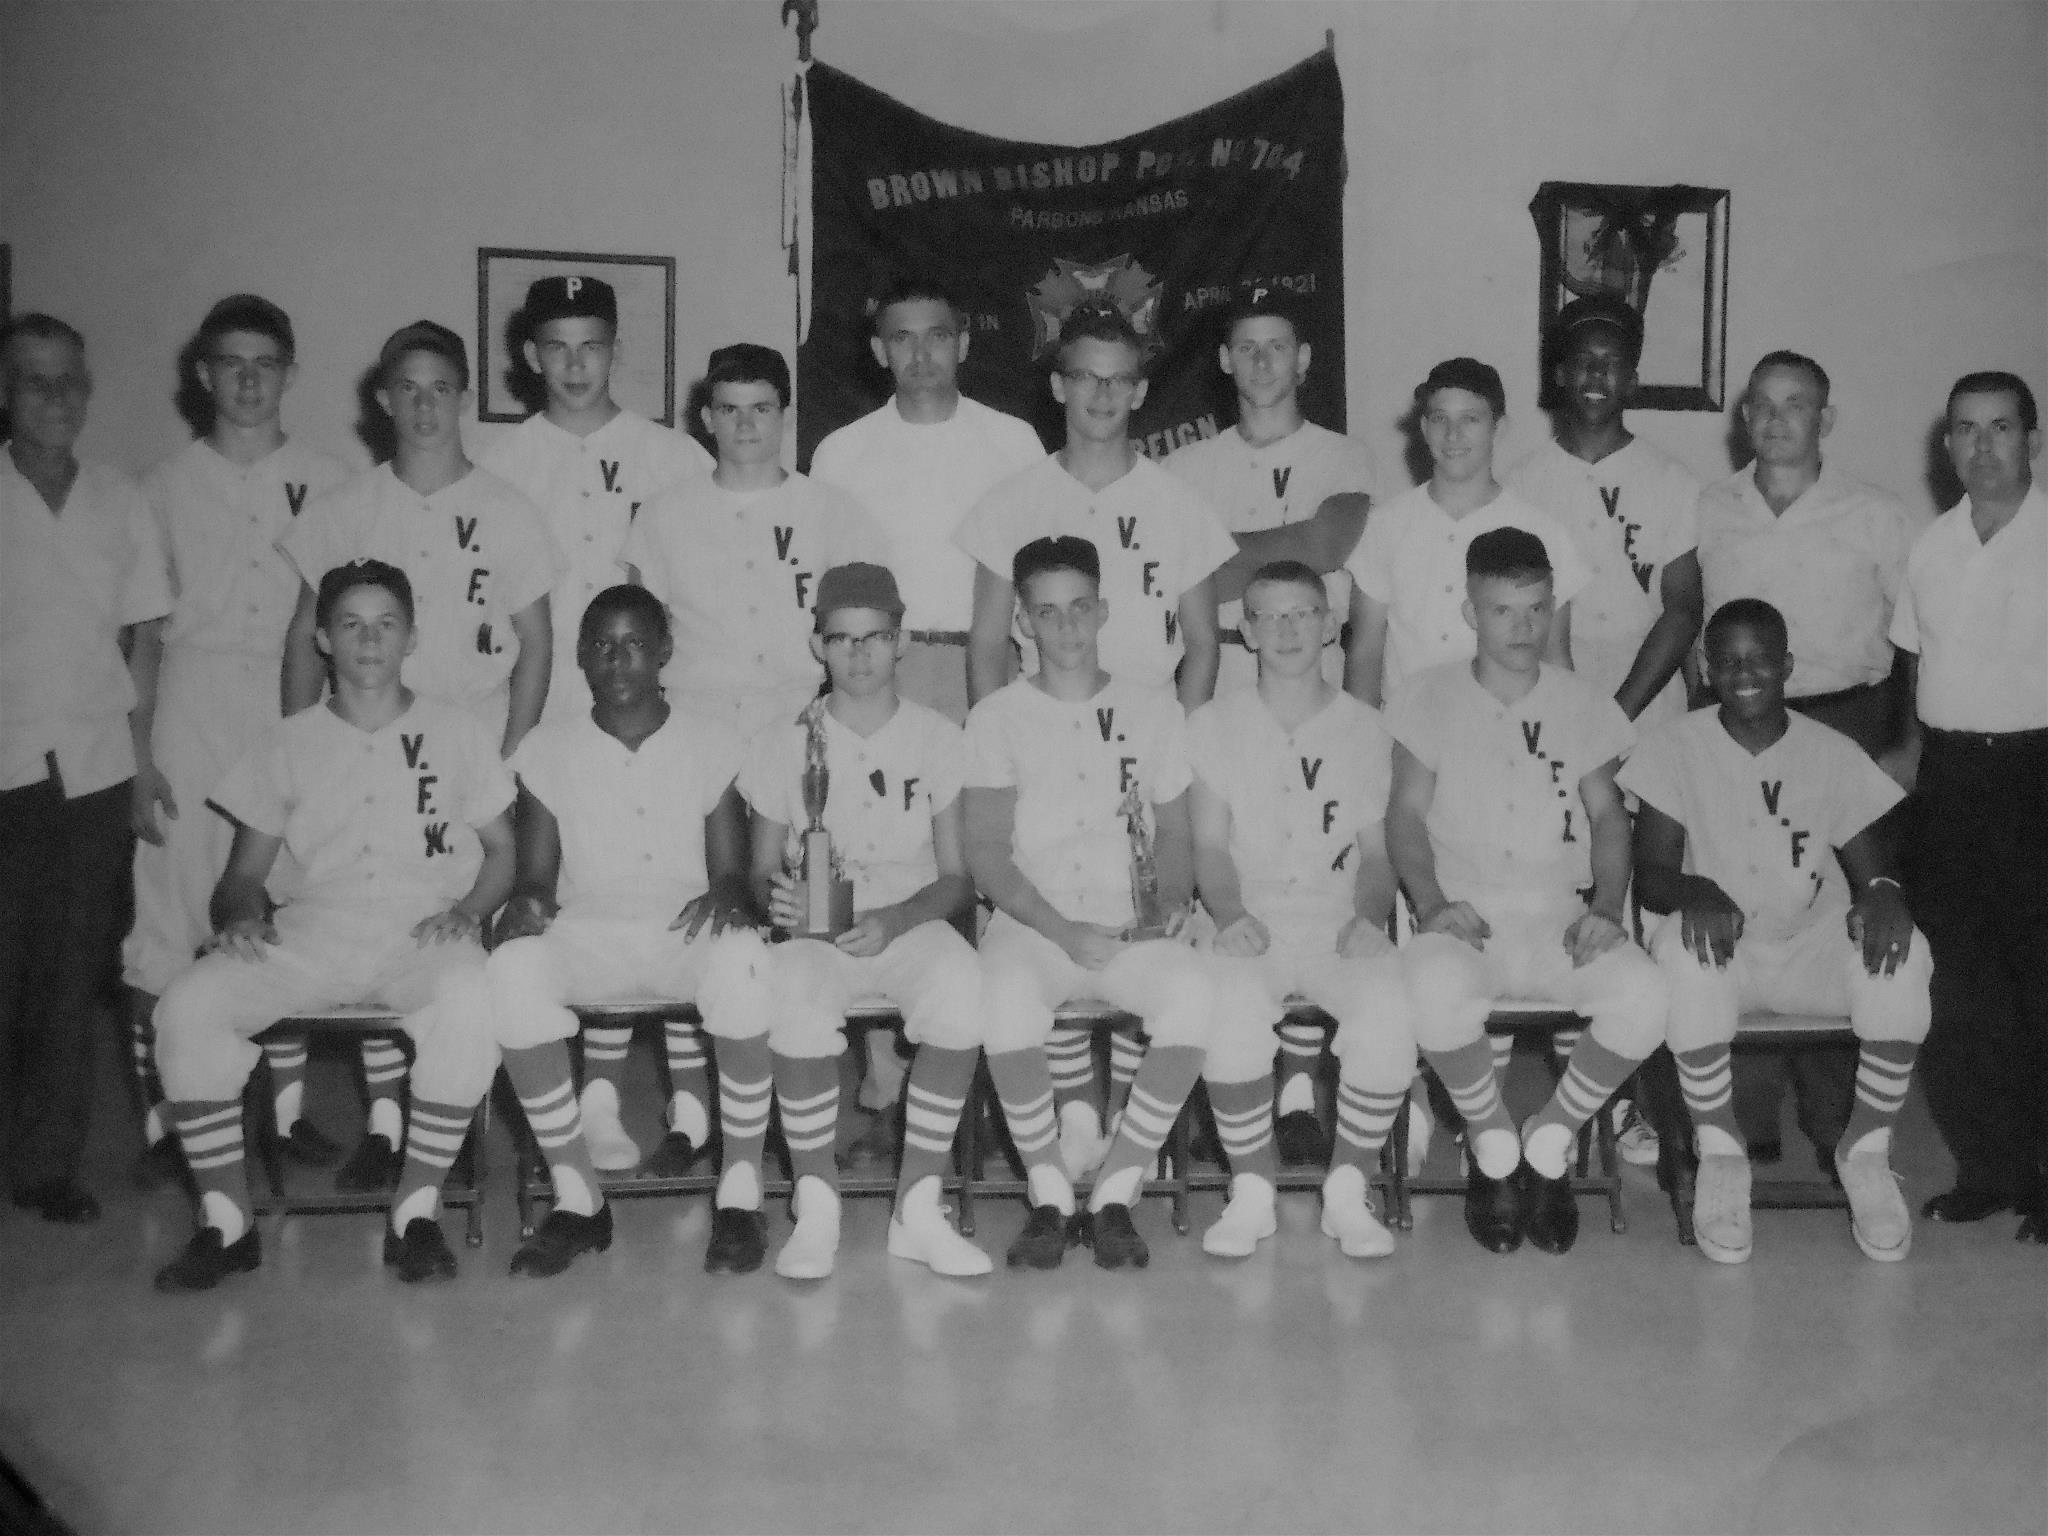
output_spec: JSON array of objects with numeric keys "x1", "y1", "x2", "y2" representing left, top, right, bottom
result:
[
  {"x1": 475, "y1": 247, "x2": 676, "y2": 424},
  {"x1": 1530, "y1": 183, "x2": 1729, "y2": 412}
]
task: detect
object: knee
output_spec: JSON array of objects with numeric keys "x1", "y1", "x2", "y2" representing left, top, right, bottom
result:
[
  {"x1": 1650, "y1": 916, "x2": 1710, "y2": 977},
  {"x1": 1403, "y1": 941, "x2": 1487, "y2": 1043},
  {"x1": 695, "y1": 928, "x2": 774, "y2": 1041},
  {"x1": 979, "y1": 964, "x2": 1048, "y2": 1057},
  {"x1": 904, "y1": 949, "x2": 983, "y2": 1052},
  {"x1": 153, "y1": 967, "x2": 257, "y2": 1100},
  {"x1": 766, "y1": 994, "x2": 847, "y2": 1059},
  {"x1": 1203, "y1": 1014, "x2": 1279, "y2": 1084},
  {"x1": 1587, "y1": 949, "x2": 1669, "y2": 1057},
  {"x1": 1141, "y1": 969, "x2": 1214, "y2": 1052},
  {"x1": 1850, "y1": 928, "x2": 1934, "y2": 1045},
  {"x1": 1332, "y1": 998, "x2": 1417, "y2": 1094}
]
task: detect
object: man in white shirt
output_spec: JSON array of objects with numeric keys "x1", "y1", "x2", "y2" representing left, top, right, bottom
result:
[{"x1": 1, "y1": 314, "x2": 172, "y2": 1224}]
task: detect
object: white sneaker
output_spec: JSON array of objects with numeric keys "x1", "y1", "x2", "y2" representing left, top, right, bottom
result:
[
  {"x1": 1404, "y1": 1091, "x2": 1435, "y2": 1178},
  {"x1": 578, "y1": 1081, "x2": 640, "y2": 1172},
  {"x1": 887, "y1": 1202, "x2": 993, "y2": 1277},
  {"x1": 1692, "y1": 1153, "x2": 1753, "y2": 1264},
  {"x1": 1320, "y1": 1167, "x2": 1395, "y2": 1259},
  {"x1": 1058, "y1": 1101, "x2": 1112, "y2": 1182},
  {"x1": 1202, "y1": 1174, "x2": 1278, "y2": 1257},
  {"x1": 1839, "y1": 1148, "x2": 1912, "y2": 1261},
  {"x1": 1613, "y1": 1100, "x2": 1661, "y2": 1168},
  {"x1": 775, "y1": 1176, "x2": 841, "y2": 1280}
]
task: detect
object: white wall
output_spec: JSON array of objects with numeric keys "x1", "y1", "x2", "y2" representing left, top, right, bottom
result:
[{"x1": 5, "y1": 0, "x2": 2043, "y2": 514}]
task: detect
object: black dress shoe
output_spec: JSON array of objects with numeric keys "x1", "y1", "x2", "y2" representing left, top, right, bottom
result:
[
  {"x1": 2016, "y1": 1190, "x2": 2047, "y2": 1245},
  {"x1": 1005, "y1": 1204, "x2": 1071, "y2": 1269},
  {"x1": 704, "y1": 1206, "x2": 767, "y2": 1273},
  {"x1": 1749, "y1": 1138, "x2": 1784, "y2": 1167},
  {"x1": 280, "y1": 1119, "x2": 345, "y2": 1167},
  {"x1": 383, "y1": 1217, "x2": 458, "y2": 1283},
  {"x1": 335, "y1": 1133, "x2": 403, "y2": 1193},
  {"x1": 1921, "y1": 1186, "x2": 2012, "y2": 1223},
  {"x1": 510, "y1": 1205, "x2": 614, "y2": 1278},
  {"x1": 1090, "y1": 1203, "x2": 1150, "y2": 1270},
  {"x1": 132, "y1": 1136, "x2": 189, "y2": 1191},
  {"x1": 1463, "y1": 1164, "x2": 1523, "y2": 1254},
  {"x1": 154, "y1": 1226, "x2": 261, "y2": 1292},
  {"x1": 12, "y1": 1181, "x2": 101, "y2": 1225},
  {"x1": 1522, "y1": 1167, "x2": 1581, "y2": 1255},
  {"x1": 1275, "y1": 1110, "x2": 1332, "y2": 1167},
  {"x1": 640, "y1": 1131, "x2": 702, "y2": 1179}
]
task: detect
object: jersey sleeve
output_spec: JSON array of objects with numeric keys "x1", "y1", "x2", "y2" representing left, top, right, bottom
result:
[
  {"x1": 489, "y1": 486, "x2": 565, "y2": 616},
  {"x1": 808, "y1": 425, "x2": 856, "y2": 491},
  {"x1": 920, "y1": 713, "x2": 968, "y2": 811},
  {"x1": 953, "y1": 479, "x2": 1021, "y2": 581},
  {"x1": 618, "y1": 495, "x2": 678, "y2": 603},
  {"x1": 699, "y1": 719, "x2": 746, "y2": 815},
  {"x1": 1382, "y1": 675, "x2": 1441, "y2": 770},
  {"x1": 1613, "y1": 723, "x2": 1685, "y2": 821},
  {"x1": 117, "y1": 474, "x2": 173, "y2": 625},
  {"x1": 1537, "y1": 507, "x2": 1596, "y2": 606},
  {"x1": 1888, "y1": 542, "x2": 1923, "y2": 653},
  {"x1": 1184, "y1": 701, "x2": 1232, "y2": 797},
  {"x1": 1825, "y1": 733, "x2": 1907, "y2": 848},
  {"x1": 1149, "y1": 696, "x2": 1194, "y2": 803},
  {"x1": 822, "y1": 484, "x2": 893, "y2": 568},
  {"x1": 1329, "y1": 436, "x2": 1383, "y2": 503},
  {"x1": 1347, "y1": 504, "x2": 1396, "y2": 604},
  {"x1": 462, "y1": 724, "x2": 518, "y2": 828},
  {"x1": 210, "y1": 728, "x2": 292, "y2": 837},
  {"x1": 737, "y1": 721, "x2": 799, "y2": 826},
  {"x1": 507, "y1": 726, "x2": 562, "y2": 814},
  {"x1": 1583, "y1": 691, "x2": 1638, "y2": 770},
  {"x1": 276, "y1": 483, "x2": 353, "y2": 589},
  {"x1": 1871, "y1": 492, "x2": 1915, "y2": 605},
  {"x1": 1177, "y1": 485, "x2": 1241, "y2": 593},
  {"x1": 962, "y1": 698, "x2": 1017, "y2": 790}
]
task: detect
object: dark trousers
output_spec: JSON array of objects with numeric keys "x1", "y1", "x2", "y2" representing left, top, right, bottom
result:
[
  {"x1": 1909, "y1": 727, "x2": 2048, "y2": 1199},
  {"x1": 0, "y1": 775, "x2": 132, "y2": 1191}
]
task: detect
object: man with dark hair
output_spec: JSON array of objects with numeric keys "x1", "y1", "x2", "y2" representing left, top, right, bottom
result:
[
  {"x1": 1892, "y1": 370, "x2": 2046, "y2": 1240},
  {"x1": 1, "y1": 314, "x2": 173, "y2": 1224}
]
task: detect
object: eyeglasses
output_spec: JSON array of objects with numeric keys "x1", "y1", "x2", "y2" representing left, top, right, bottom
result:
[
  {"x1": 821, "y1": 629, "x2": 899, "y2": 652},
  {"x1": 1060, "y1": 369, "x2": 1142, "y2": 397}
]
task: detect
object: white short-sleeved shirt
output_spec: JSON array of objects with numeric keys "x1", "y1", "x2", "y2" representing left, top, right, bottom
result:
[
  {"x1": 965, "y1": 676, "x2": 1191, "y2": 928},
  {"x1": 480, "y1": 409, "x2": 710, "y2": 724},
  {"x1": 146, "y1": 438, "x2": 351, "y2": 658},
  {"x1": 740, "y1": 698, "x2": 964, "y2": 910},
  {"x1": 0, "y1": 455, "x2": 173, "y2": 794},
  {"x1": 1164, "y1": 420, "x2": 1381, "y2": 642},
  {"x1": 955, "y1": 454, "x2": 1238, "y2": 690},
  {"x1": 811, "y1": 396, "x2": 1044, "y2": 632},
  {"x1": 1506, "y1": 435, "x2": 1701, "y2": 722},
  {"x1": 1385, "y1": 662, "x2": 1634, "y2": 905},
  {"x1": 212, "y1": 695, "x2": 512, "y2": 922},
  {"x1": 509, "y1": 707, "x2": 741, "y2": 922},
  {"x1": 1345, "y1": 483, "x2": 1595, "y2": 699},
  {"x1": 1889, "y1": 484, "x2": 2048, "y2": 733},
  {"x1": 1695, "y1": 464, "x2": 1915, "y2": 697},
  {"x1": 1619, "y1": 710, "x2": 1903, "y2": 942},
  {"x1": 279, "y1": 464, "x2": 560, "y2": 718},
  {"x1": 621, "y1": 471, "x2": 889, "y2": 702},
  {"x1": 1188, "y1": 687, "x2": 1393, "y2": 934}
]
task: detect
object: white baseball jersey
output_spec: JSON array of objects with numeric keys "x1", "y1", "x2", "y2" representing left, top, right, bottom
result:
[
  {"x1": 509, "y1": 707, "x2": 742, "y2": 922},
  {"x1": 1695, "y1": 464, "x2": 1915, "y2": 697},
  {"x1": 810, "y1": 396, "x2": 1043, "y2": 632},
  {"x1": 1385, "y1": 661, "x2": 1634, "y2": 906},
  {"x1": 620, "y1": 471, "x2": 888, "y2": 705},
  {"x1": 1506, "y1": 435, "x2": 1700, "y2": 723},
  {"x1": 964, "y1": 675, "x2": 1191, "y2": 929},
  {"x1": 1189, "y1": 687, "x2": 1394, "y2": 939},
  {"x1": 212, "y1": 695, "x2": 512, "y2": 925},
  {"x1": 1889, "y1": 483, "x2": 2048, "y2": 733},
  {"x1": 279, "y1": 465, "x2": 559, "y2": 719},
  {"x1": 740, "y1": 698, "x2": 963, "y2": 910},
  {"x1": 0, "y1": 456, "x2": 172, "y2": 795},
  {"x1": 1619, "y1": 710, "x2": 1904, "y2": 943},
  {"x1": 1346, "y1": 483, "x2": 1595, "y2": 699},
  {"x1": 480, "y1": 409, "x2": 711, "y2": 723},
  {"x1": 954, "y1": 454, "x2": 1237, "y2": 690}
]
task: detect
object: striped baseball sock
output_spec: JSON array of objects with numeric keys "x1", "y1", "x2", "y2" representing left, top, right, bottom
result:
[
  {"x1": 581, "y1": 1022, "x2": 633, "y2": 1091},
  {"x1": 1276, "y1": 1017, "x2": 1324, "y2": 1116},
  {"x1": 171, "y1": 1099, "x2": 250, "y2": 1241},
  {"x1": 1423, "y1": 1040, "x2": 1519, "y2": 1177},
  {"x1": 1107, "y1": 1027, "x2": 1146, "y2": 1118},
  {"x1": 360, "y1": 1036, "x2": 408, "y2": 1145},
  {"x1": 1091, "y1": 1044, "x2": 1202, "y2": 1211},
  {"x1": 1045, "y1": 1025, "x2": 1095, "y2": 1114},
  {"x1": 391, "y1": 1097, "x2": 473, "y2": 1232},
  {"x1": 1331, "y1": 1078, "x2": 1406, "y2": 1176},
  {"x1": 1206, "y1": 1078, "x2": 1277, "y2": 1184},
  {"x1": 503, "y1": 1042, "x2": 599, "y2": 1217},
  {"x1": 773, "y1": 1054, "x2": 841, "y2": 1189},
  {"x1": 264, "y1": 1036, "x2": 310, "y2": 1132},
  {"x1": 713, "y1": 1034, "x2": 772, "y2": 1208},
  {"x1": 1523, "y1": 1036, "x2": 1637, "y2": 1179},
  {"x1": 1839, "y1": 1040, "x2": 1919, "y2": 1161},
  {"x1": 984, "y1": 1048, "x2": 1068, "y2": 1201},
  {"x1": 664, "y1": 1019, "x2": 712, "y2": 1145},
  {"x1": 128, "y1": 990, "x2": 171, "y2": 1144},
  {"x1": 895, "y1": 1045, "x2": 977, "y2": 1203},
  {"x1": 1675, "y1": 1044, "x2": 1744, "y2": 1157}
]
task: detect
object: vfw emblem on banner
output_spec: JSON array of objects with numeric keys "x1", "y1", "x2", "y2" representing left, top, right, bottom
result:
[{"x1": 1026, "y1": 255, "x2": 1165, "y2": 357}]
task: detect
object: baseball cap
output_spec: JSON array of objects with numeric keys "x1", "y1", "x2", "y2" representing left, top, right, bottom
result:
[
  {"x1": 813, "y1": 563, "x2": 905, "y2": 628},
  {"x1": 1551, "y1": 295, "x2": 1644, "y2": 365},
  {"x1": 525, "y1": 275, "x2": 618, "y2": 331}
]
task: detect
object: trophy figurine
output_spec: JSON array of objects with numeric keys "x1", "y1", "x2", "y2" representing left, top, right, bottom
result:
[
  {"x1": 1119, "y1": 782, "x2": 1167, "y2": 941},
  {"x1": 789, "y1": 698, "x2": 854, "y2": 939}
]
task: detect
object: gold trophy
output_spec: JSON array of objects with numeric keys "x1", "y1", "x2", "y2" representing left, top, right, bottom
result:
[
  {"x1": 789, "y1": 698, "x2": 854, "y2": 939},
  {"x1": 1119, "y1": 782, "x2": 1167, "y2": 941}
]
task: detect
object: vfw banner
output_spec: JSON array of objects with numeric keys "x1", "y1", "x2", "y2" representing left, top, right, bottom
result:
[{"x1": 796, "y1": 51, "x2": 1346, "y2": 466}]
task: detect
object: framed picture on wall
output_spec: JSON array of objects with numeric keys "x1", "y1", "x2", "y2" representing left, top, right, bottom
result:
[
  {"x1": 476, "y1": 247, "x2": 676, "y2": 424},
  {"x1": 1530, "y1": 183, "x2": 1729, "y2": 412}
]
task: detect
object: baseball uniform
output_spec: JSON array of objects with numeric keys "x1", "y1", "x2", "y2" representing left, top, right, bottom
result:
[
  {"x1": 955, "y1": 454, "x2": 1238, "y2": 691},
  {"x1": 1346, "y1": 483, "x2": 1595, "y2": 700},
  {"x1": 1507, "y1": 435, "x2": 1701, "y2": 726},
  {"x1": 1165, "y1": 422, "x2": 1380, "y2": 694},
  {"x1": 479, "y1": 409, "x2": 710, "y2": 725}
]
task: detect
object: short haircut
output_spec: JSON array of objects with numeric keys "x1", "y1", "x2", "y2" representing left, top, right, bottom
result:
[
  {"x1": 1548, "y1": 294, "x2": 1643, "y2": 371},
  {"x1": 871, "y1": 274, "x2": 966, "y2": 332},
  {"x1": 1, "y1": 312, "x2": 87, "y2": 366},
  {"x1": 1222, "y1": 287, "x2": 1307, "y2": 346},
  {"x1": 375, "y1": 319, "x2": 469, "y2": 392},
  {"x1": 1465, "y1": 526, "x2": 1552, "y2": 584},
  {"x1": 1055, "y1": 303, "x2": 1147, "y2": 370},
  {"x1": 1013, "y1": 534, "x2": 1100, "y2": 593},
  {"x1": 578, "y1": 582, "x2": 670, "y2": 648},
  {"x1": 704, "y1": 342, "x2": 791, "y2": 407},
  {"x1": 315, "y1": 558, "x2": 415, "y2": 631},
  {"x1": 1704, "y1": 597, "x2": 1788, "y2": 656},
  {"x1": 197, "y1": 294, "x2": 295, "y2": 361},
  {"x1": 1244, "y1": 559, "x2": 1327, "y2": 609},
  {"x1": 1947, "y1": 370, "x2": 2038, "y2": 434},
  {"x1": 1748, "y1": 349, "x2": 1830, "y2": 404},
  {"x1": 1416, "y1": 356, "x2": 1506, "y2": 419}
]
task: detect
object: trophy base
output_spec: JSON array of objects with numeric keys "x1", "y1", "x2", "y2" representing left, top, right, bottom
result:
[
  {"x1": 1120, "y1": 923, "x2": 1168, "y2": 943},
  {"x1": 790, "y1": 877, "x2": 856, "y2": 941}
]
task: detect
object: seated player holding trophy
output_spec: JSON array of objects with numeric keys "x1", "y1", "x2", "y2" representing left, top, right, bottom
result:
[
  {"x1": 964, "y1": 535, "x2": 1227, "y2": 1272},
  {"x1": 709, "y1": 562, "x2": 991, "y2": 1281}
]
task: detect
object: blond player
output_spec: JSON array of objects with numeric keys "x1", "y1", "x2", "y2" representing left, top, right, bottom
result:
[{"x1": 1191, "y1": 560, "x2": 1414, "y2": 1259}]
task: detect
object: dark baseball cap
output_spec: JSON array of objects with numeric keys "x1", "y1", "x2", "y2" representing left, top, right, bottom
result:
[{"x1": 525, "y1": 275, "x2": 618, "y2": 330}]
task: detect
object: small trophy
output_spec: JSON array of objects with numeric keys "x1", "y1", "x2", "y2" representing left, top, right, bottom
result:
[
  {"x1": 789, "y1": 698, "x2": 854, "y2": 939},
  {"x1": 1119, "y1": 782, "x2": 1167, "y2": 941}
]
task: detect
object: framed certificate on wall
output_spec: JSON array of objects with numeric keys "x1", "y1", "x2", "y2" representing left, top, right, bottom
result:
[{"x1": 476, "y1": 247, "x2": 677, "y2": 424}]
